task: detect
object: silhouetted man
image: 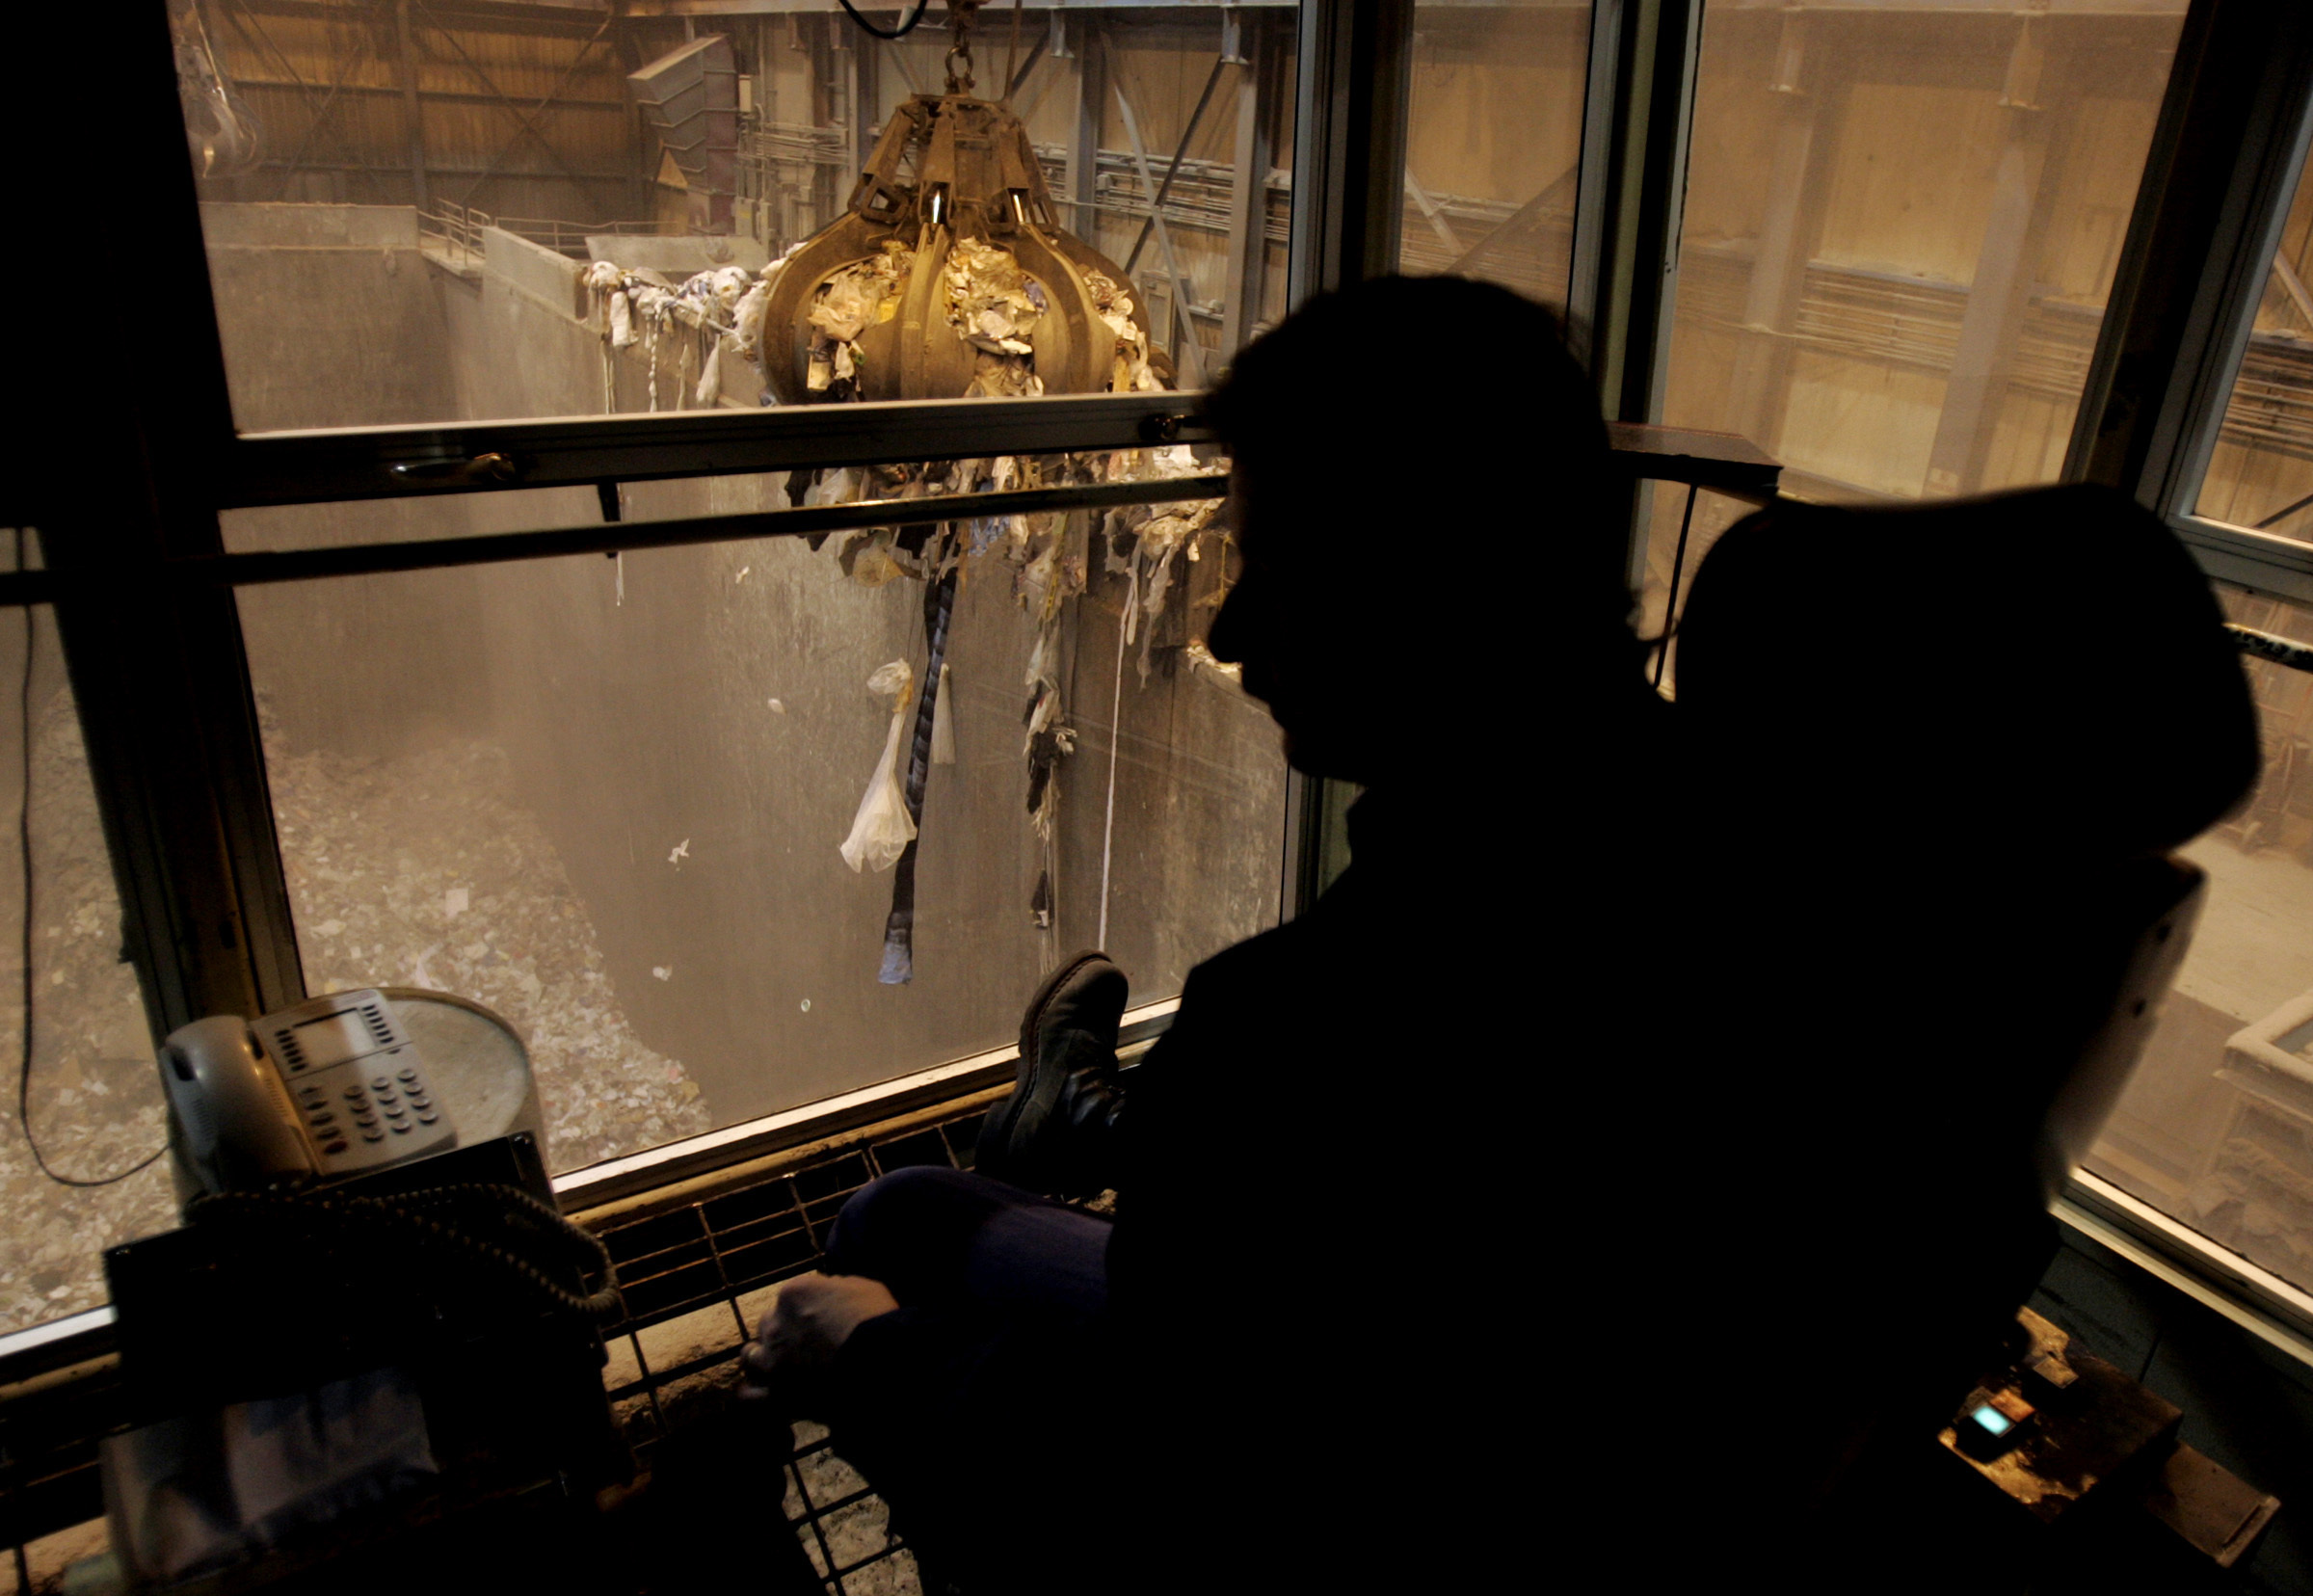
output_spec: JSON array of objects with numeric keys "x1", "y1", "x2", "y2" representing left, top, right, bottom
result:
[
  {"x1": 747, "y1": 280, "x2": 2263, "y2": 1594},
  {"x1": 745, "y1": 277, "x2": 1676, "y2": 1593}
]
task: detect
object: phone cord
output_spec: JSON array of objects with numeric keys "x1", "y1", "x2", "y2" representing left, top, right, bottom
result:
[{"x1": 187, "y1": 1182, "x2": 625, "y2": 1324}]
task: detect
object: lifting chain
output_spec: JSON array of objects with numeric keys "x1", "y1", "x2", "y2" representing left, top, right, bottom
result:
[{"x1": 945, "y1": 0, "x2": 985, "y2": 94}]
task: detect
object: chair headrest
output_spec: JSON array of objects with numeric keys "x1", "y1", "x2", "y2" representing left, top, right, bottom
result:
[{"x1": 1675, "y1": 483, "x2": 2260, "y2": 863}]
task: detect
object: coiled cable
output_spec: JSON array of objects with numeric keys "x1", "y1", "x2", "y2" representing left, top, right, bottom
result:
[{"x1": 187, "y1": 1181, "x2": 625, "y2": 1325}]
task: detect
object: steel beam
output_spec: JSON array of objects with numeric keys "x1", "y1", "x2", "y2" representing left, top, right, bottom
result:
[
  {"x1": 221, "y1": 77, "x2": 631, "y2": 114},
  {"x1": 174, "y1": 476, "x2": 1232, "y2": 590},
  {"x1": 1068, "y1": 21, "x2": 1105, "y2": 225},
  {"x1": 1925, "y1": 49, "x2": 2060, "y2": 496},
  {"x1": 420, "y1": 0, "x2": 625, "y2": 209},
  {"x1": 1111, "y1": 75, "x2": 1212, "y2": 386},
  {"x1": 216, "y1": 392, "x2": 1210, "y2": 509},
  {"x1": 1122, "y1": 55, "x2": 1231, "y2": 276},
  {"x1": 258, "y1": 0, "x2": 379, "y2": 200},
  {"x1": 397, "y1": 0, "x2": 433, "y2": 212},
  {"x1": 1220, "y1": 13, "x2": 1279, "y2": 355},
  {"x1": 1723, "y1": 55, "x2": 1843, "y2": 452}
]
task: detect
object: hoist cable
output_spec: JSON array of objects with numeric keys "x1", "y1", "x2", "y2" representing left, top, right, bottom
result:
[{"x1": 836, "y1": 0, "x2": 931, "y2": 41}]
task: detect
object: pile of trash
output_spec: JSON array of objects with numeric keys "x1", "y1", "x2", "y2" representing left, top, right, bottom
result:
[
  {"x1": 1083, "y1": 269, "x2": 1162, "y2": 393},
  {"x1": 946, "y1": 238, "x2": 1050, "y2": 402},
  {"x1": 804, "y1": 242, "x2": 914, "y2": 399},
  {"x1": 0, "y1": 688, "x2": 177, "y2": 1332},
  {"x1": 0, "y1": 705, "x2": 719, "y2": 1338},
  {"x1": 265, "y1": 735, "x2": 714, "y2": 1172},
  {"x1": 584, "y1": 258, "x2": 767, "y2": 409}
]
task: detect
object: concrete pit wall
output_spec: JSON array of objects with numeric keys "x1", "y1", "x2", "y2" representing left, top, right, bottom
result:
[{"x1": 203, "y1": 203, "x2": 1285, "y2": 1135}]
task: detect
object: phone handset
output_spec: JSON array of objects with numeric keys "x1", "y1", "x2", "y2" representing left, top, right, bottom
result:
[
  {"x1": 163, "y1": 991, "x2": 459, "y2": 1198},
  {"x1": 162, "y1": 1017, "x2": 319, "y2": 1194}
]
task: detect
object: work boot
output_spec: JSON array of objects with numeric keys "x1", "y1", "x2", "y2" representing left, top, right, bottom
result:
[{"x1": 976, "y1": 951, "x2": 1129, "y2": 1197}]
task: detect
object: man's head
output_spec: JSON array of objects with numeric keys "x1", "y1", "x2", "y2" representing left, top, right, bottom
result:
[{"x1": 1202, "y1": 277, "x2": 1638, "y2": 785}]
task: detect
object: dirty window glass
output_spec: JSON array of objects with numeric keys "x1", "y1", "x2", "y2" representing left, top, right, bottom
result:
[
  {"x1": 173, "y1": 2, "x2": 1297, "y2": 432},
  {"x1": 2085, "y1": 586, "x2": 2313, "y2": 1298},
  {"x1": 2192, "y1": 148, "x2": 2313, "y2": 541},
  {"x1": 0, "y1": 599, "x2": 173, "y2": 1337},
  {"x1": 1398, "y1": 1, "x2": 1590, "y2": 307},
  {"x1": 1660, "y1": 0, "x2": 2188, "y2": 500},
  {"x1": 235, "y1": 473, "x2": 1285, "y2": 1177}
]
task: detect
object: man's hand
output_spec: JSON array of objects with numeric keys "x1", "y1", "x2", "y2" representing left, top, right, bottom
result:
[{"x1": 740, "y1": 1272, "x2": 900, "y2": 1405}]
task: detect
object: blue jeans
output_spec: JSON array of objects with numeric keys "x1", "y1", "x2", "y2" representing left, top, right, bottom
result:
[{"x1": 822, "y1": 1165, "x2": 1110, "y2": 1319}]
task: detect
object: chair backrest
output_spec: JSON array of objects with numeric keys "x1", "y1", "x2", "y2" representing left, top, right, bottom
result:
[
  {"x1": 1673, "y1": 482, "x2": 2255, "y2": 1207},
  {"x1": 2033, "y1": 854, "x2": 2207, "y2": 1201}
]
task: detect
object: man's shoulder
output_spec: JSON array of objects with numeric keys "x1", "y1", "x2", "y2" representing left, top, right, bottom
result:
[{"x1": 1179, "y1": 910, "x2": 1333, "y2": 999}]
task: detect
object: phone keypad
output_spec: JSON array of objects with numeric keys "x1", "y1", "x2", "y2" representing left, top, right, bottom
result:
[
  {"x1": 304, "y1": 1048, "x2": 453, "y2": 1173},
  {"x1": 291, "y1": 1081, "x2": 352, "y2": 1157}
]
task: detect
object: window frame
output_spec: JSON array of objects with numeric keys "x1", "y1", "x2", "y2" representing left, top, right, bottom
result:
[
  {"x1": 2068, "y1": 1, "x2": 2313, "y2": 601},
  {"x1": 0, "y1": 0, "x2": 1756, "y2": 1375},
  {"x1": 24, "y1": 0, "x2": 2305, "y2": 1359}
]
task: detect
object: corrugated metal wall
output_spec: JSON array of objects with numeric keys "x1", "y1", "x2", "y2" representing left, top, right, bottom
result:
[{"x1": 188, "y1": 0, "x2": 651, "y2": 226}]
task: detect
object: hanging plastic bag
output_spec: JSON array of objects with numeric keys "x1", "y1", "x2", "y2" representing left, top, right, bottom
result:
[
  {"x1": 695, "y1": 333, "x2": 724, "y2": 406},
  {"x1": 931, "y1": 661, "x2": 957, "y2": 765},
  {"x1": 608, "y1": 289, "x2": 636, "y2": 349},
  {"x1": 840, "y1": 660, "x2": 917, "y2": 873}
]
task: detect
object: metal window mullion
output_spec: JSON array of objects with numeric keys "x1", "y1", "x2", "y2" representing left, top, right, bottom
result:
[
  {"x1": 1287, "y1": 0, "x2": 1414, "y2": 306},
  {"x1": 1567, "y1": 0, "x2": 1702, "y2": 412},
  {"x1": 1279, "y1": 0, "x2": 1414, "y2": 918},
  {"x1": 32, "y1": 2, "x2": 307, "y2": 1037},
  {"x1": 2067, "y1": 0, "x2": 2313, "y2": 521},
  {"x1": 2171, "y1": 512, "x2": 2313, "y2": 607},
  {"x1": 1567, "y1": 2, "x2": 1706, "y2": 635},
  {"x1": 216, "y1": 389, "x2": 1212, "y2": 511}
]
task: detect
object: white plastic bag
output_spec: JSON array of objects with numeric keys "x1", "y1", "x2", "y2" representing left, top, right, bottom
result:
[
  {"x1": 608, "y1": 289, "x2": 635, "y2": 349},
  {"x1": 695, "y1": 334, "x2": 724, "y2": 406},
  {"x1": 840, "y1": 660, "x2": 917, "y2": 872}
]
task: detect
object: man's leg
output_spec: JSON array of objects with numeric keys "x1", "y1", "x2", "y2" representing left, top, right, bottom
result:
[
  {"x1": 788, "y1": 1166, "x2": 1115, "y2": 1594},
  {"x1": 823, "y1": 1164, "x2": 1108, "y2": 1317}
]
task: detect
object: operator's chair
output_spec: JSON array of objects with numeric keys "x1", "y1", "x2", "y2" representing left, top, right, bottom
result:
[{"x1": 1671, "y1": 482, "x2": 2268, "y2": 1584}]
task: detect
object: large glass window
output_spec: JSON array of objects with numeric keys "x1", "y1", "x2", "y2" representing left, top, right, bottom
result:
[
  {"x1": 2193, "y1": 149, "x2": 2313, "y2": 539},
  {"x1": 2086, "y1": 586, "x2": 2313, "y2": 1297},
  {"x1": 0, "y1": 599, "x2": 172, "y2": 1333},
  {"x1": 175, "y1": 2, "x2": 1297, "y2": 431},
  {"x1": 1661, "y1": 1, "x2": 2188, "y2": 502},
  {"x1": 235, "y1": 475, "x2": 1283, "y2": 1173},
  {"x1": 153, "y1": 0, "x2": 1305, "y2": 1185},
  {"x1": 1397, "y1": 1, "x2": 1591, "y2": 306}
]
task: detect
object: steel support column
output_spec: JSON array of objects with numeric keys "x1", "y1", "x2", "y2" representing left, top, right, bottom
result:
[
  {"x1": 396, "y1": 0, "x2": 432, "y2": 212},
  {"x1": 1926, "y1": 42, "x2": 2063, "y2": 498},
  {"x1": 1722, "y1": 57, "x2": 1842, "y2": 456},
  {"x1": 1069, "y1": 26, "x2": 1106, "y2": 228},
  {"x1": 1112, "y1": 75, "x2": 1211, "y2": 387},
  {"x1": 1221, "y1": 14, "x2": 1280, "y2": 357}
]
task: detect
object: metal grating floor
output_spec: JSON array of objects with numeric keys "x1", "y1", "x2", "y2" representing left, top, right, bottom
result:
[{"x1": 592, "y1": 1106, "x2": 994, "y2": 1596}]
